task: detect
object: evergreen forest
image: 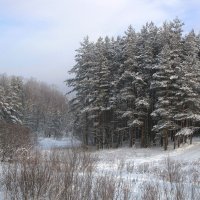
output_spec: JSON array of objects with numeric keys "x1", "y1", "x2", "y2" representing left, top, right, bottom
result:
[{"x1": 67, "y1": 18, "x2": 200, "y2": 150}]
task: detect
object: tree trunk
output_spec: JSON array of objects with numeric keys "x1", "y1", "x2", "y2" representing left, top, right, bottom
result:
[
  {"x1": 141, "y1": 126, "x2": 144, "y2": 148},
  {"x1": 184, "y1": 136, "x2": 187, "y2": 143},
  {"x1": 102, "y1": 128, "x2": 105, "y2": 149},
  {"x1": 178, "y1": 136, "x2": 180, "y2": 148},
  {"x1": 160, "y1": 136, "x2": 163, "y2": 147},
  {"x1": 164, "y1": 129, "x2": 168, "y2": 151},
  {"x1": 190, "y1": 135, "x2": 193, "y2": 144},
  {"x1": 84, "y1": 113, "x2": 89, "y2": 146},
  {"x1": 129, "y1": 127, "x2": 135, "y2": 147},
  {"x1": 174, "y1": 136, "x2": 176, "y2": 149}
]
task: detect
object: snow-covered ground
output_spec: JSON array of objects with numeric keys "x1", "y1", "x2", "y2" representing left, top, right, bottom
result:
[
  {"x1": 93, "y1": 137, "x2": 200, "y2": 182},
  {"x1": 2, "y1": 137, "x2": 200, "y2": 199},
  {"x1": 38, "y1": 136, "x2": 200, "y2": 183},
  {"x1": 38, "y1": 136, "x2": 200, "y2": 167},
  {"x1": 92, "y1": 137, "x2": 200, "y2": 199},
  {"x1": 38, "y1": 136, "x2": 82, "y2": 149},
  {"x1": 95, "y1": 137, "x2": 200, "y2": 167}
]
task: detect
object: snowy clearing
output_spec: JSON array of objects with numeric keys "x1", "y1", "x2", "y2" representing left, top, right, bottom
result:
[
  {"x1": 91, "y1": 137, "x2": 200, "y2": 199},
  {"x1": 37, "y1": 136, "x2": 81, "y2": 149},
  {"x1": 38, "y1": 136, "x2": 200, "y2": 164},
  {"x1": 1, "y1": 137, "x2": 200, "y2": 199},
  {"x1": 95, "y1": 137, "x2": 200, "y2": 172},
  {"x1": 96, "y1": 137, "x2": 200, "y2": 163}
]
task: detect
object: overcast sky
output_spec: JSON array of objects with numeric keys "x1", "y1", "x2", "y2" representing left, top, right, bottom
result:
[{"x1": 0, "y1": 0, "x2": 200, "y2": 92}]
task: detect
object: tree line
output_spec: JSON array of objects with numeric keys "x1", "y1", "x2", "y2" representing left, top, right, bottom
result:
[
  {"x1": 67, "y1": 18, "x2": 200, "y2": 150},
  {"x1": 0, "y1": 74, "x2": 69, "y2": 138}
]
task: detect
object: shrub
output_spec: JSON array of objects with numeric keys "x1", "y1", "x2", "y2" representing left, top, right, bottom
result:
[{"x1": 0, "y1": 121, "x2": 36, "y2": 161}]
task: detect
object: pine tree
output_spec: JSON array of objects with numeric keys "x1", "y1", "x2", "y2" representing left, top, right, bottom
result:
[
  {"x1": 0, "y1": 75, "x2": 23, "y2": 124},
  {"x1": 67, "y1": 36, "x2": 96, "y2": 145},
  {"x1": 151, "y1": 45, "x2": 177, "y2": 150},
  {"x1": 134, "y1": 22, "x2": 160, "y2": 147},
  {"x1": 151, "y1": 18, "x2": 185, "y2": 149},
  {"x1": 116, "y1": 26, "x2": 138, "y2": 147}
]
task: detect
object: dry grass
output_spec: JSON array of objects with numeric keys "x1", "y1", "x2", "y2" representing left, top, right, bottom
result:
[{"x1": 1, "y1": 148, "x2": 200, "y2": 200}]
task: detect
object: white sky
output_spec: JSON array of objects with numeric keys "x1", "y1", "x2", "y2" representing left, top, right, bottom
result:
[{"x1": 0, "y1": 0, "x2": 200, "y2": 92}]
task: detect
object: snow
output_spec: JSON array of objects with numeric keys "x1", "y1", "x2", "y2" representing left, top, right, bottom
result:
[
  {"x1": 170, "y1": 75, "x2": 178, "y2": 80},
  {"x1": 88, "y1": 114, "x2": 97, "y2": 120},
  {"x1": 152, "y1": 121, "x2": 179, "y2": 132},
  {"x1": 153, "y1": 73, "x2": 165, "y2": 79},
  {"x1": 176, "y1": 127, "x2": 194, "y2": 136},
  {"x1": 187, "y1": 114, "x2": 200, "y2": 121},
  {"x1": 180, "y1": 85, "x2": 194, "y2": 93},
  {"x1": 135, "y1": 76, "x2": 143, "y2": 82},
  {"x1": 95, "y1": 137, "x2": 200, "y2": 172},
  {"x1": 135, "y1": 99, "x2": 149, "y2": 108},
  {"x1": 100, "y1": 106, "x2": 112, "y2": 111},
  {"x1": 174, "y1": 113, "x2": 189, "y2": 120},
  {"x1": 151, "y1": 108, "x2": 169, "y2": 118},
  {"x1": 129, "y1": 119, "x2": 143, "y2": 127},
  {"x1": 91, "y1": 138, "x2": 200, "y2": 199},
  {"x1": 1, "y1": 137, "x2": 200, "y2": 199},
  {"x1": 122, "y1": 94, "x2": 135, "y2": 99},
  {"x1": 122, "y1": 111, "x2": 132, "y2": 118},
  {"x1": 38, "y1": 137, "x2": 81, "y2": 149},
  {"x1": 150, "y1": 81, "x2": 168, "y2": 89}
]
